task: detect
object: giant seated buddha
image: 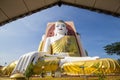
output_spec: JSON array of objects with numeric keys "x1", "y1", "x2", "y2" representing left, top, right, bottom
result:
[{"x1": 1, "y1": 20, "x2": 120, "y2": 76}]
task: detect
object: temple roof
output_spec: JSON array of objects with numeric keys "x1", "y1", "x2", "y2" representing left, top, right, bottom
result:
[{"x1": 0, "y1": 0, "x2": 120, "y2": 26}]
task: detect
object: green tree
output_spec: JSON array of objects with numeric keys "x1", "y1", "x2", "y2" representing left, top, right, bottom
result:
[
  {"x1": 104, "y1": 42, "x2": 120, "y2": 56},
  {"x1": 24, "y1": 63, "x2": 34, "y2": 80},
  {"x1": 92, "y1": 63, "x2": 106, "y2": 80}
]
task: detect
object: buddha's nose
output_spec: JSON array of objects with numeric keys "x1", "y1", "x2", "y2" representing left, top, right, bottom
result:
[{"x1": 59, "y1": 25, "x2": 63, "y2": 29}]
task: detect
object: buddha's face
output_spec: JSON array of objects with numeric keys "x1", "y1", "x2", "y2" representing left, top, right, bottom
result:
[{"x1": 55, "y1": 22, "x2": 67, "y2": 35}]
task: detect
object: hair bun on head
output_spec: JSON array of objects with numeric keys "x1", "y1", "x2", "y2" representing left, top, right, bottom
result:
[{"x1": 57, "y1": 20, "x2": 65, "y2": 23}]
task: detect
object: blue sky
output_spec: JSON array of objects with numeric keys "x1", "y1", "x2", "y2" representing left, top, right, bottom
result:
[{"x1": 0, "y1": 5, "x2": 120, "y2": 66}]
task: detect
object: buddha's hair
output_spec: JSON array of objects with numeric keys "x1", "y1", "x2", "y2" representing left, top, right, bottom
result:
[{"x1": 57, "y1": 20, "x2": 65, "y2": 23}]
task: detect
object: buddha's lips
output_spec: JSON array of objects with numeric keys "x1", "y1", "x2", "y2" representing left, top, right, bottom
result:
[{"x1": 59, "y1": 29, "x2": 63, "y2": 30}]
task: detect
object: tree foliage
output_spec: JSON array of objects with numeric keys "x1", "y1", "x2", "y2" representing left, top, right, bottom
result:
[
  {"x1": 24, "y1": 63, "x2": 34, "y2": 80},
  {"x1": 104, "y1": 42, "x2": 120, "y2": 56}
]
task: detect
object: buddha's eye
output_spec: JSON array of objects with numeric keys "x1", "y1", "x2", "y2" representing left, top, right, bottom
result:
[{"x1": 62, "y1": 25, "x2": 65, "y2": 27}]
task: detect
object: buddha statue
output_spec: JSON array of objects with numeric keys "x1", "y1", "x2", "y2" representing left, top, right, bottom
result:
[{"x1": 1, "y1": 20, "x2": 120, "y2": 76}]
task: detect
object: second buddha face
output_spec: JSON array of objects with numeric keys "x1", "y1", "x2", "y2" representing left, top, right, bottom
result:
[{"x1": 54, "y1": 21, "x2": 67, "y2": 35}]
